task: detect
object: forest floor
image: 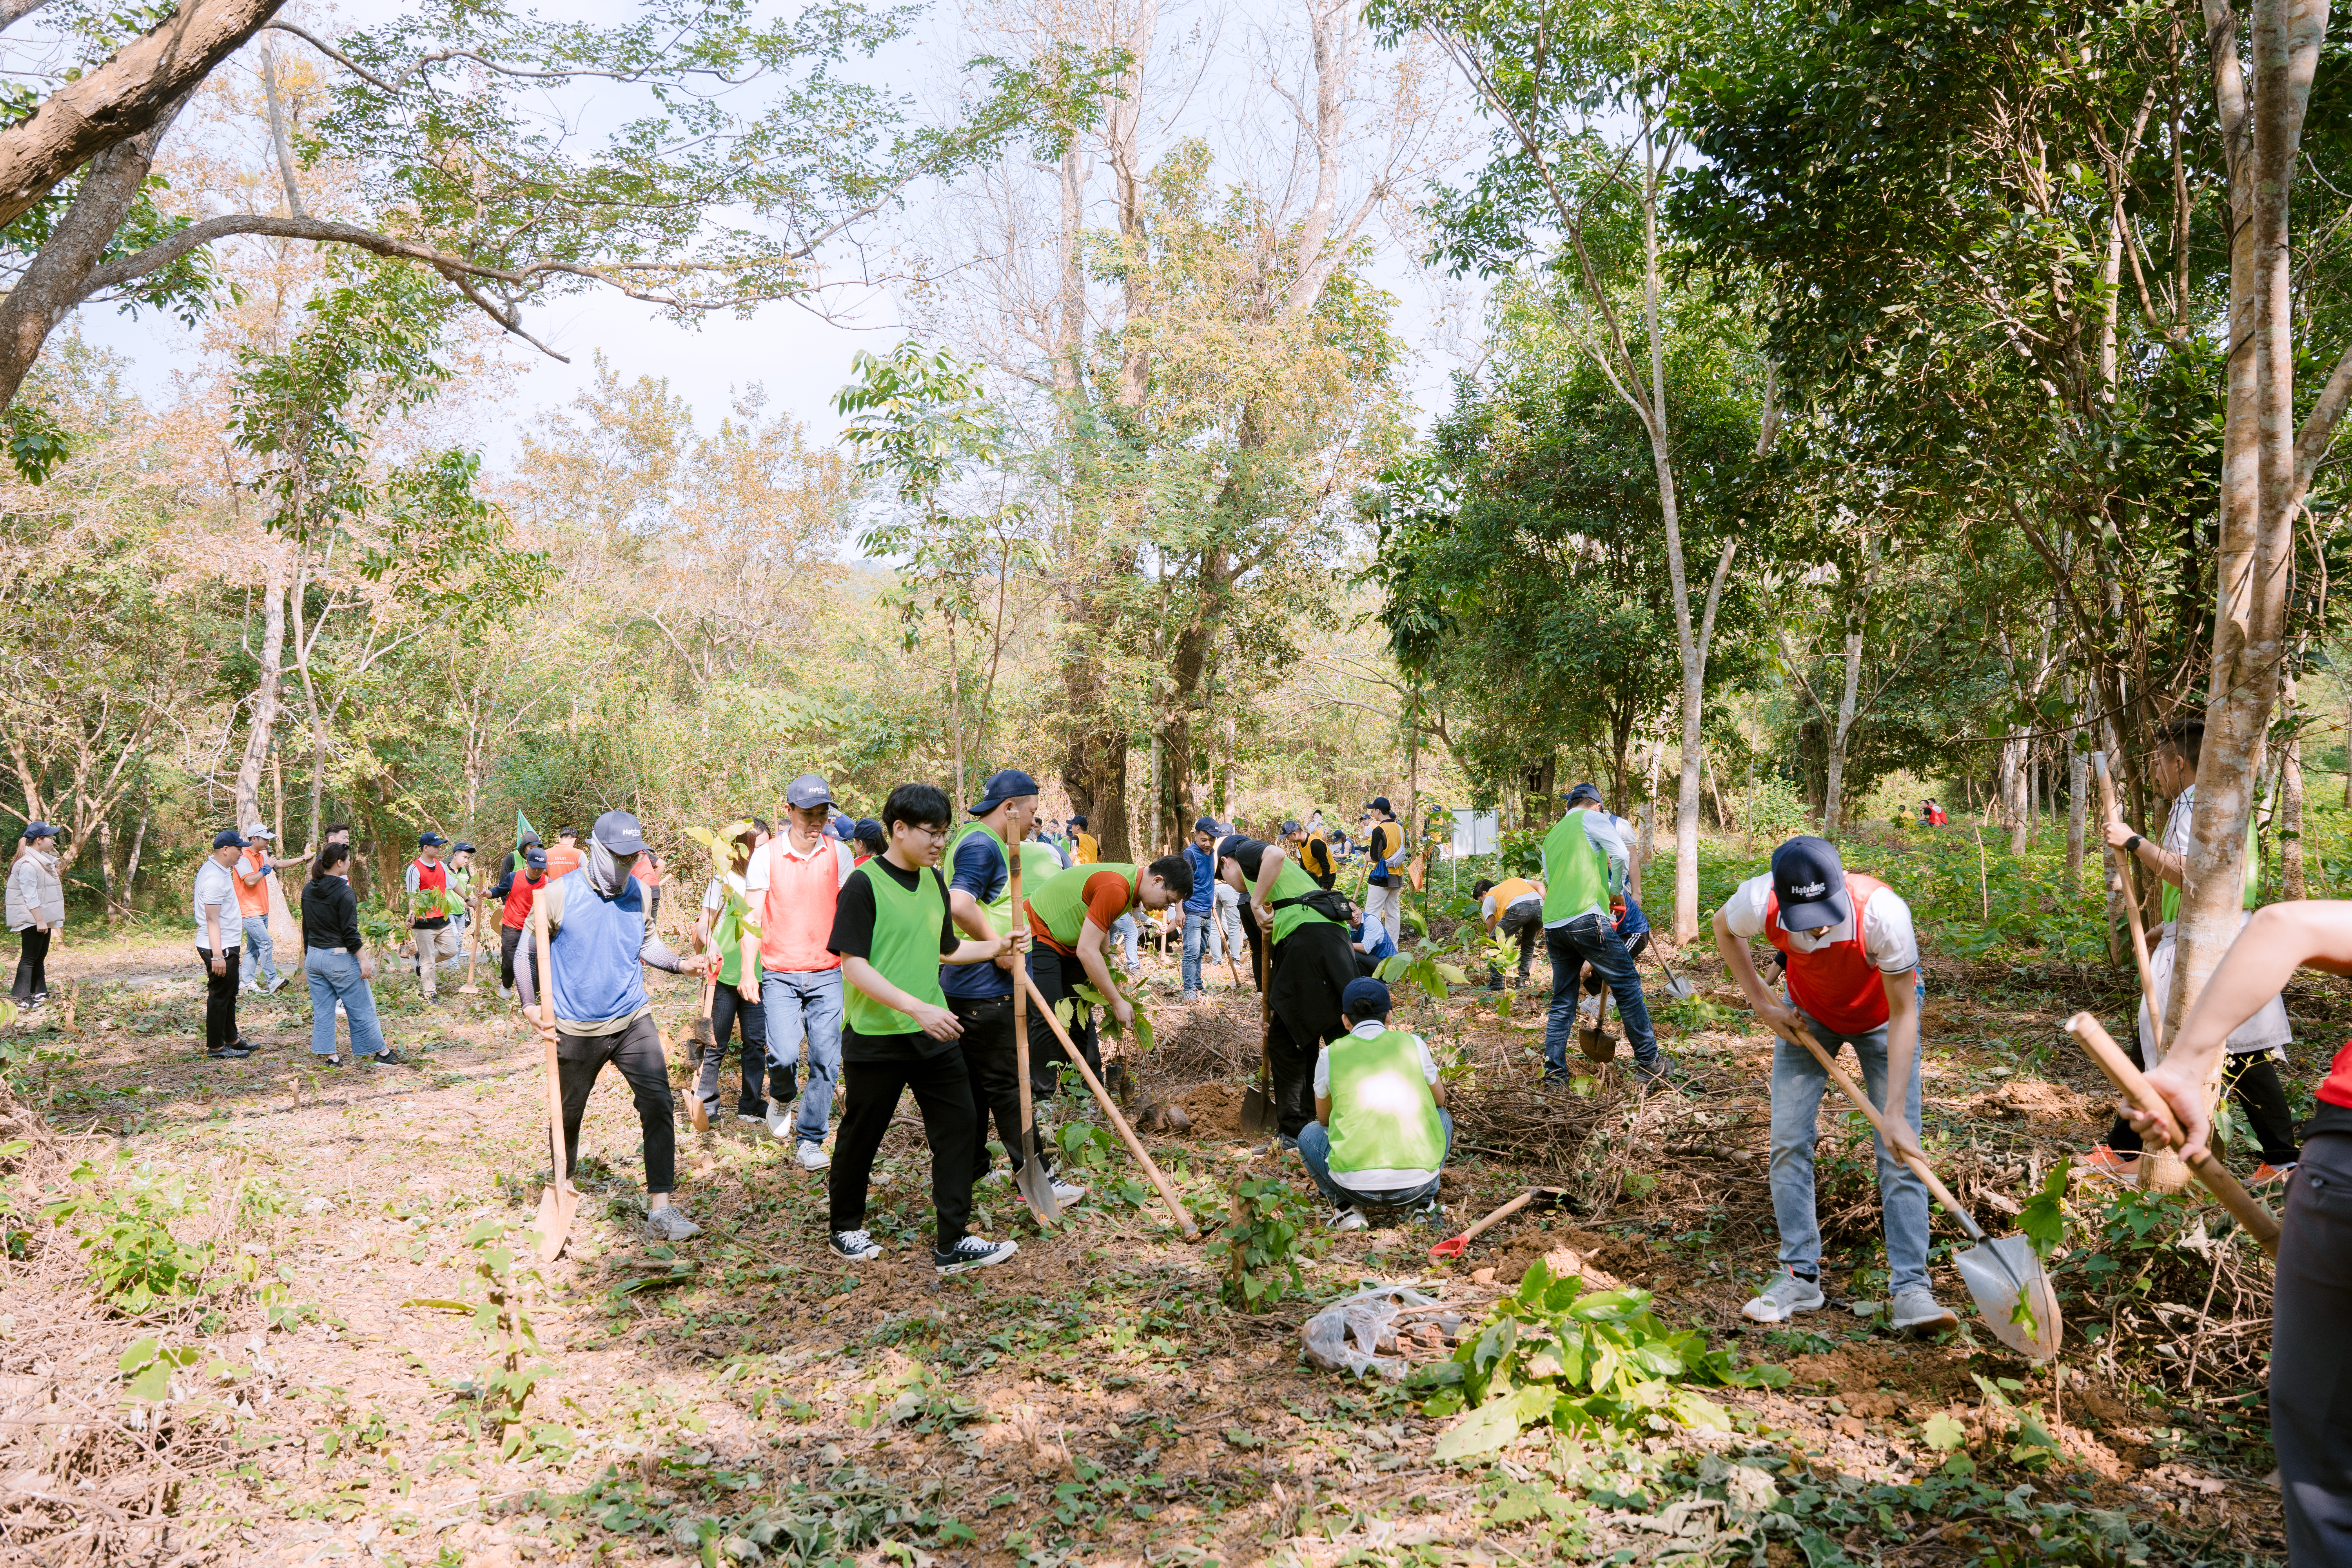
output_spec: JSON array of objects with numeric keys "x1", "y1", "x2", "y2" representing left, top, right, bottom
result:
[{"x1": 0, "y1": 909, "x2": 2332, "y2": 1567}]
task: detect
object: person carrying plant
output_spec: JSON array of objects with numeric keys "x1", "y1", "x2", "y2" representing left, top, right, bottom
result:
[
  {"x1": 695, "y1": 824, "x2": 783, "y2": 1127},
  {"x1": 1299, "y1": 976, "x2": 1451, "y2": 1230},
  {"x1": 515, "y1": 810, "x2": 711, "y2": 1243},
  {"x1": 823, "y1": 782, "x2": 1025, "y2": 1276},
  {"x1": 1472, "y1": 873, "x2": 1545, "y2": 990},
  {"x1": 7, "y1": 822, "x2": 64, "y2": 1008},
  {"x1": 1360, "y1": 798, "x2": 1406, "y2": 951},
  {"x1": 405, "y1": 832, "x2": 463, "y2": 1000},
  {"x1": 942, "y1": 770, "x2": 1087, "y2": 1203},
  {"x1": 490, "y1": 845, "x2": 549, "y2": 1000},
  {"x1": 1541, "y1": 784, "x2": 1671, "y2": 1087},
  {"x1": 1218, "y1": 831, "x2": 1358, "y2": 1142},
  {"x1": 2085, "y1": 716, "x2": 2301, "y2": 1186},
  {"x1": 1021, "y1": 850, "x2": 1194, "y2": 1100},
  {"x1": 747, "y1": 773, "x2": 857, "y2": 1160},
  {"x1": 2120, "y1": 898, "x2": 2352, "y2": 1566},
  {"x1": 1713, "y1": 834, "x2": 1957, "y2": 1334}
]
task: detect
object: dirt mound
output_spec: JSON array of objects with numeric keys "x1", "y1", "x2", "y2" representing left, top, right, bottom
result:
[
  {"x1": 1181, "y1": 1079, "x2": 1249, "y2": 1138},
  {"x1": 1152, "y1": 1002, "x2": 1257, "y2": 1080},
  {"x1": 1967, "y1": 1078, "x2": 2101, "y2": 1123}
]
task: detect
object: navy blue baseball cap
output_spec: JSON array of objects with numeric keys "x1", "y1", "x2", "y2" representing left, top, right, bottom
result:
[
  {"x1": 211, "y1": 828, "x2": 247, "y2": 849},
  {"x1": 591, "y1": 810, "x2": 649, "y2": 855},
  {"x1": 418, "y1": 830, "x2": 449, "y2": 848},
  {"x1": 453, "y1": 841, "x2": 475, "y2": 854},
  {"x1": 1563, "y1": 782, "x2": 1603, "y2": 807},
  {"x1": 1771, "y1": 836, "x2": 1849, "y2": 929},
  {"x1": 1340, "y1": 977, "x2": 1392, "y2": 1020},
  {"x1": 784, "y1": 773, "x2": 834, "y2": 809},
  {"x1": 523, "y1": 846, "x2": 548, "y2": 870},
  {"x1": 21, "y1": 821, "x2": 58, "y2": 839},
  {"x1": 969, "y1": 768, "x2": 1040, "y2": 816}
]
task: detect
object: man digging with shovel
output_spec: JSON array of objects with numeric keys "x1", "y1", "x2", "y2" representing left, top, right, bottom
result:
[
  {"x1": 1714, "y1": 836, "x2": 1960, "y2": 1334},
  {"x1": 515, "y1": 811, "x2": 715, "y2": 1244}
]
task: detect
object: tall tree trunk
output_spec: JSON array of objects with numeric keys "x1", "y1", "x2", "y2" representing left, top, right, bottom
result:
[
  {"x1": 2066, "y1": 723, "x2": 2088, "y2": 898},
  {"x1": 2279, "y1": 678, "x2": 2307, "y2": 897},
  {"x1": 2153, "y1": 0, "x2": 2325, "y2": 1193},
  {"x1": 234, "y1": 557, "x2": 288, "y2": 832},
  {"x1": 1822, "y1": 547, "x2": 1867, "y2": 840}
]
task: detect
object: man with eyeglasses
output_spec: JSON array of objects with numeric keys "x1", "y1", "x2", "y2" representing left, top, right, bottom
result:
[{"x1": 1713, "y1": 835, "x2": 1956, "y2": 1336}]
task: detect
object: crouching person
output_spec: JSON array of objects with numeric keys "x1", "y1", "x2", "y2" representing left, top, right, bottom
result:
[{"x1": 1298, "y1": 977, "x2": 1451, "y2": 1230}]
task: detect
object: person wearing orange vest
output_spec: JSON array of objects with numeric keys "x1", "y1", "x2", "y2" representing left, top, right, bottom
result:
[
  {"x1": 544, "y1": 827, "x2": 584, "y2": 882},
  {"x1": 1472, "y1": 874, "x2": 1544, "y2": 989},
  {"x1": 745, "y1": 773, "x2": 857, "y2": 1164},
  {"x1": 234, "y1": 830, "x2": 287, "y2": 993},
  {"x1": 406, "y1": 832, "x2": 463, "y2": 1000},
  {"x1": 2123, "y1": 899, "x2": 2352, "y2": 1566},
  {"x1": 1714, "y1": 835, "x2": 1957, "y2": 1335}
]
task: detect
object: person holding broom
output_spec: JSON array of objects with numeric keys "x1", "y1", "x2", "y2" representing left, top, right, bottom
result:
[
  {"x1": 1713, "y1": 835, "x2": 1956, "y2": 1334},
  {"x1": 1021, "y1": 850, "x2": 1194, "y2": 1101},
  {"x1": 823, "y1": 783, "x2": 1025, "y2": 1275},
  {"x1": 515, "y1": 810, "x2": 713, "y2": 1243},
  {"x1": 942, "y1": 769, "x2": 1086, "y2": 1206},
  {"x1": 2121, "y1": 898, "x2": 2352, "y2": 1567},
  {"x1": 1217, "y1": 830, "x2": 1356, "y2": 1144}
]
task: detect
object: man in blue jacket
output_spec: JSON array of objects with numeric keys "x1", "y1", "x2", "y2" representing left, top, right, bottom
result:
[
  {"x1": 517, "y1": 811, "x2": 715, "y2": 1243},
  {"x1": 1181, "y1": 817, "x2": 1222, "y2": 1000}
]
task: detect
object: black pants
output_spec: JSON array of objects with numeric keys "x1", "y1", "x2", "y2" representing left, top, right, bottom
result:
[
  {"x1": 196, "y1": 946, "x2": 240, "y2": 1052},
  {"x1": 2275, "y1": 1132, "x2": 2352, "y2": 1564},
  {"x1": 955, "y1": 993, "x2": 1046, "y2": 1182},
  {"x1": 828, "y1": 1033, "x2": 978, "y2": 1249},
  {"x1": 1024, "y1": 946, "x2": 1102, "y2": 1101},
  {"x1": 697, "y1": 985, "x2": 787, "y2": 1116},
  {"x1": 1266, "y1": 922, "x2": 1357, "y2": 1138},
  {"x1": 555, "y1": 1013, "x2": 677, "y2": 1195},
  {"x1": 12, "y1": 926, "x2": 49, "y2": 1001},
  {"x1": 2106, "y1": 1048, "x2": 2301, "y2": 1166},
  {"x1": 500, "y1": 925, "x2": 524, "y2": 990},
  {"x1": 1489, "y1": 902, "x2": 1540, "y2": 987}
]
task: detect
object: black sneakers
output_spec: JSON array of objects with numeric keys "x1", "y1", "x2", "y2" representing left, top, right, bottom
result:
[
  {"x1": 829, "y1": 1229, "x2": 883, "y2": 1261},
  {"x1": 933, "y1": 1235, "x2": 1018, "y2": 1276},
  {"x1": 207, "y1": 1044, "x2": 253, "y2": 1060}
]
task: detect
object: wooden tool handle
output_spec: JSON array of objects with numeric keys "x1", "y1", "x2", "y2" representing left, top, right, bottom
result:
[
  {"x1": 1011, "y1": 853, "x2": 1033, "y2": 1146},
  {"x1": 1457, "y1": 1189, "x2": 1536, "y2": 1246},
  {"x1": 1020, "y1": 968, "x2": 1200, "y2": 1242},
  {"x1": 532, "y1": 900, "x2": 571, "y2": 1205},
  {"x1": 2065, "y1": 1012, "x2": 2282, "y2": 1257},
  {"x1": 2091, "y1": 750, "x2": 2165, "y2": 1056},
  {"x1": 1769, "y1": 1020, "x2": 1980, "y2": 1239}
]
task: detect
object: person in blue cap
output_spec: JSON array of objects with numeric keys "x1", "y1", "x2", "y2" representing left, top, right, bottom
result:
[
  {"x1": 1713, "y1": 834, "x2": 1955, "y2": 1334},
  {"x1": 941, "y1": 769, "x2": 1084, "y2": 1207},
  {"x1": 746, "y1": 772, "x2": 859, "y2": 1159},
  {"x1": 516, "y1": 809, "x2": 715, "y2": 1242},
  {"x1": 192, "y1": 829, "x2": 252, "y2": 1058},
  {"x1": 1298, "y1": 977, "x2": 1451, "y2": 1230}
]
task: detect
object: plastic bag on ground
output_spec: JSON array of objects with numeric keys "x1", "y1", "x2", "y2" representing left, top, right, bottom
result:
[{"x1": 1301, "y1": 1283, "x2": 1440, "y2": 1380}]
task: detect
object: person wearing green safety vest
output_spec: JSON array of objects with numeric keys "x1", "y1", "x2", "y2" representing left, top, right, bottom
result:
[
  {"x1": 1222, "y1": 831, "x2": 1360, "y2": 1142},
  {"x1": 2088, "y1": 715, "x2": 2300, "y2": 1186},
  {"x1": 1296, "y1": 976, "x2": 1451, "y2": 1229},
  {"x1": 692, "y1": 824, "x2": 782, "y2": 1127},
  {"x1": 942, "y1": 768, "x2": 1087, "y2": 1209},
  {"x1": 1540, "y1": 784, "x2": 1672, "y2": 1088},
  {"x1": 1020, "y1": 852, "x2": 1194, "y2": 1101},
  {"x1": 823, "y1": 782, "x2": 1027, "y2": 1278}
]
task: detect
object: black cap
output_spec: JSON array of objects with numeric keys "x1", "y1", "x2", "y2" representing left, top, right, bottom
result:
[
  {"x1": 969, "y1": 768, "x2": 1040, "y2": 817},
  {"x1": 1193, "y1": 816, "x2": 1222, "y2": 836},
  {"x1": 1341, "y1": 977, "x2": 1392, "y2": 1020},
  {"x1": 418, "y1": 831, "x2": 449, "y2": 848},
  {"x1": 1068, "y1": 814, "x2": 1088, "y2": 829},
  {"x1": 1364, "y1": 797, "x2": 1393, "y2": 816},
  {"x1": 1281, "y1": 818, "x2": 1303, "y2": 836},
  {"x1": 591, "y1": 810, "x2": 649, "y2": 855},
  {"x1": 523, "y1": 847, "x2": 548, "y2": 871},
  {"x1": 453, "y1": 842, "x2": 475, "y2": 854},
  {"x1": 1563, "y1": 782, "x2": 1602, "y2": 807},
  {"x1": 212, "y1": 828, "x2": 247, "y2": 849},
  {"x1": 1771, "y1": 835, "x2": 1850, "y2": 929}
]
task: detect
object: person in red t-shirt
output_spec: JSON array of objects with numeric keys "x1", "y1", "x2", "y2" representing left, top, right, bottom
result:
[
  {"x1": 489, "y1": 846, "x2": 548, "y2": 998},
  {"x1": 2128, "y1": 900, "x2": 2352, "y2": 1566},
  {"x1": 1714, "y1": 835, "x2": 1956, "y2": 1337}
]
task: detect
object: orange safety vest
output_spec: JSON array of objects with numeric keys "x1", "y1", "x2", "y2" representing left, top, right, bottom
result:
[{"x1": 1765, "y1": 872, "x2": 1899, "y2": 1036}]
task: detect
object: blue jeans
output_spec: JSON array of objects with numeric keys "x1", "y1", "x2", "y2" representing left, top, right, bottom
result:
[
  {"x1": 242, "y1": 915, "x2": 280, "y2": 987},
  {"x1": 1111, "y1": 914, "x2": 1140, "y2": 970},
  {"x1": 1296, "y1": 1111, "x2": 1454, "y2": 1207},
  {"x1": 1543, "y1": 916, "x2": 1657, "y2": 1075},
  {"x1": 762, "y1": 968, "x2": 845, "y2": 1148},
  {"x1": 304, "y1": 948, "x2": 385, "y2": 1058},
  {"x1": 1181, "y1": 910, "x2": 1211, "y2": 995},
  {"x1": 1769, "y1": 1007, "x2": 1931, "y2": 1293}
]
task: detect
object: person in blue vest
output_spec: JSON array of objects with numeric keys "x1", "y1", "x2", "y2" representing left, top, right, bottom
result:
[
  {"x1": 516, "y1": 811, "x2": 714, "y2": 1243},
  {"x1": 1180, "y1": 818, "x2": 1221, "y2": 1001},
  {"x1": 1297, "y1": 977, "x2": 1451, "y2": 1229},
  {"x1": 1541, "y1": 784, "x2": 1673, "y2": 1087}
]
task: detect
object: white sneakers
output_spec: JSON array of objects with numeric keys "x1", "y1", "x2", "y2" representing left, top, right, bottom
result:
[
  {"x1": 1741, "y1": 1267, "x2": 1825, "y2": 1323},
  {"x1": 1330, "y1": 1206, "x2": 1369, "y2": 1232},
  {"x1": 1889, "y1": 1287, "x2": 1959, "y2": 1332},
  {"x1": 765, "y1": 1102, "x2": 794, "y2": 1141},
  {"x1": 795, "y1": 1141, "x2": 831, "y2": 1171},
  {"x1": 1049, "y1": 1176, "x2": 1088, "y2": 1207}
]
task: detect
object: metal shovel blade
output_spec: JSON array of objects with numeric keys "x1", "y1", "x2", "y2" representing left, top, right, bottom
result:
[
  {"x1": 1955, "y1": 1233, "x2": 2062, "y2": 1361},
  {"x1": 1015, "y1": 1142, "x2": 1061, "y2": 1224},
  {"x1": 1577, "y1": 1027, "x2": 1619, "y2": 1063},
  {"x1": 1239, "y1": 1080, "x2": 1275, "y2": 1136}
]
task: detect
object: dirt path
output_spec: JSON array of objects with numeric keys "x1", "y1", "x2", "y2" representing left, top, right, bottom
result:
[{"x1": 0, "y1": 931, "x2": 2313, "y2": 1565}]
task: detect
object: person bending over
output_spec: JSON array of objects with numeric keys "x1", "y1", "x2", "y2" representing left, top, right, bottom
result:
[{"x1": 1299, "y1": 977, "x2": 1451, "y2": 1230}]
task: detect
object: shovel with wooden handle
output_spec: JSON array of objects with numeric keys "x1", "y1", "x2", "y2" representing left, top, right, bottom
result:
[
  {"x1": 1765, "y1": 1013, "x2": 2060, "y2": 1360},
  {"x1": 1240, "y1": 914, "x2": 1277, "y2": 1136},
  {"x1": 1009, "y1": 850, "x2": 1059, "y2": 1223},
  {"x1": 1430, "y1": 1187, "x2": 1569, "y2": 1260},
  {"x1": 528, "y1": 901, "x2": 579, "y2": 1264},
  {"x1": 2092, "y1": 750, "x2": 2166, "y2": 1057},
  {"x1": 1578, "y1": 985, "x2": 1617, "y2": 1063},
  {"x1": 2065, "y1": 1013, "x2": 2281, "y2": 1256},
  {"x1": 1019, "y1": 967, "x2": 1200, "y2": 1242},
  {"x1": 683, "y1": 968, "x2": 715, "y2": 1135}
]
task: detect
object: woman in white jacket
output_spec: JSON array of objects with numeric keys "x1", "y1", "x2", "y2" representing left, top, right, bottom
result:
[{"x1": 7, "y1": 822, "x2": 65, "y2": 1006}]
